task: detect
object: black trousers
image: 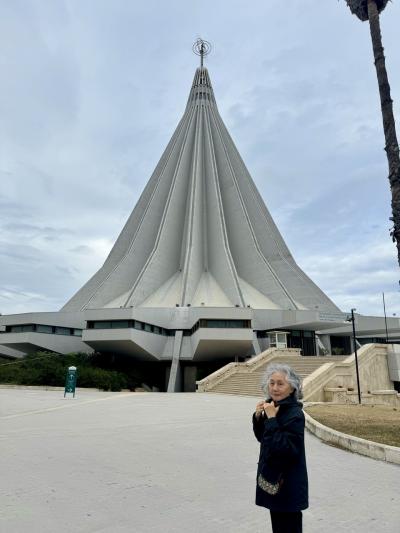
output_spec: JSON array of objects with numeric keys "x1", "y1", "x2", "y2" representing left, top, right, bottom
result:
[{"x1": 270, "y1": 511, "x2": 302, "y2": 533}]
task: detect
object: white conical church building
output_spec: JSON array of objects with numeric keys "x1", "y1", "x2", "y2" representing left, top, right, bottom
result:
[
  {"x1": 6, "y1": 52, "x2": 381, "y2": 390},
  {"x1": 62, "y1": 66, "x2": 339, "y2": 316}
]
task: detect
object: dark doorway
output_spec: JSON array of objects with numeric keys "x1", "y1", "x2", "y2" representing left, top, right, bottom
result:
[
  {"x1": 330, "y1": 336, "x2": 351, "y2": 355},
  {"x1": 287, "y1": 330, "x2": 316, "y2": 356}
]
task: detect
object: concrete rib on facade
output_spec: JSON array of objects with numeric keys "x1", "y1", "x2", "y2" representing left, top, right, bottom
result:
[{"x1": 62, "y1": 67, "x2": 339, "y2": 315}]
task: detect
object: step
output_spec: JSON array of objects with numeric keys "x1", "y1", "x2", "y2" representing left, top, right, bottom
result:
[{"x1": 203, "y1": 355, "x2": 348, "y2": 395}]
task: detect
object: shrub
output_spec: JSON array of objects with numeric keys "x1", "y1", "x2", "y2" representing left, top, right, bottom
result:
[{"x1": 0, "y1": 351, "x2": 129, "y2": 391}]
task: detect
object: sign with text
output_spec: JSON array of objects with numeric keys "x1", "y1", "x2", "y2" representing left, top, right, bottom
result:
[{"x1": 318, "y1": 312, "x2": 348, "y2": 323}]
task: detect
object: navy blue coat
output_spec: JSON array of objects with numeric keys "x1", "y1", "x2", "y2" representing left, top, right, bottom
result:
[{"x1": 253, "y1": 394, "x2": 309, "y2": 512}]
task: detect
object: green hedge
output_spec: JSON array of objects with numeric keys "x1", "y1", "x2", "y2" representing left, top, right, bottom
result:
[{"x1": 0, "y1": 352, "x2": 131, "y2": 392}]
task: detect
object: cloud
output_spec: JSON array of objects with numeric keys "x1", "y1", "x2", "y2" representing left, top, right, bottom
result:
[
  {"x1": 0, "y1": 0, "x2": 399, "y2": 320},
  {"x1": 297, "y1": 240, "x2": 399, "y2": 315},
  {"x1": 69, "y1": 245, "x2": 94, "y2": 254},
  {"x1": 0, "y1": 287, "x2": 62, "y2": 315},
  {"x1": 0, "y1": 3, "x2": 79, "y2": 153}
]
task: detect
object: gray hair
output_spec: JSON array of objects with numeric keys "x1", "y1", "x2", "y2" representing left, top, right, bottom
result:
[{"x1": 261, "y1": 363, "x2": 303, "y2": 400}]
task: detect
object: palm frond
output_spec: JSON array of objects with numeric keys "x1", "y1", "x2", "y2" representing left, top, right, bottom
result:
[{"x1": 345, "y1": 0, "x2": 390, "y2": 21}]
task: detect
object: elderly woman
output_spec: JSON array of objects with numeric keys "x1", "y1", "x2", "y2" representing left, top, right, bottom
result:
[{"x1": 253, "y1": 363, "x2": 308, "y2": 533}]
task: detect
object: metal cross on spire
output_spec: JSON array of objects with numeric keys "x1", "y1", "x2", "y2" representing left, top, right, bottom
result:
[{"x1": 192, "y1": 38, "x2": 212, "y2": 68}]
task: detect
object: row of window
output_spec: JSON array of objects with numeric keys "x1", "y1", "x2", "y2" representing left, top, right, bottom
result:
[
  {"x1": 199, "y1": 319, "x2": 251, "y2": 329},
  {"x1": 184, "y1": 319, "x2": 251, "y2": 336},
  {"x1": 4, "y1": 324, "x2": 82, "y2": 337},
  {"x1": 87, "y1": 320, "x2": 173, "y2": 336},
  {"x1": 257, "y1": 329, "x2": 314, "y2": 339},
  {"x1": 358, "y1": 337, "x2": 387, "y2": 345},
  {"x1": 87, "y1": 318, "x2": 252, "y2": 337},
  {"x1": 4, "y1": 321, "x2": 318, "y2": 341}
]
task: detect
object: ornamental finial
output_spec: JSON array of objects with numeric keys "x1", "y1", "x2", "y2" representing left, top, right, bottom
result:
[{"x1": 192, "y1": 38, "x2": 212, "y2": 68}]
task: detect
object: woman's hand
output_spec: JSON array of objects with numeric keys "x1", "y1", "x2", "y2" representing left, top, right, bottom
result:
[
  {"x1": 255, "y1": 400, "x2": 265, "y2": 419},
  {"x1": 263, "y1": 401, "x2": 280, "y2": 419}
]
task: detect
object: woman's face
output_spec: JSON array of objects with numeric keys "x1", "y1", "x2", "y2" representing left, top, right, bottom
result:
[{"x1": 268, "y1": 372, "x2": 294, "y2": 402}]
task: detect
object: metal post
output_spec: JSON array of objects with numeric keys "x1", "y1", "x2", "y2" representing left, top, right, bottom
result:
[
  {"x1": 382, "y1": 292, "x2": 389, "y2": 343},
  {"x1": 351, "y1": 309, "x2": 362, "y2": 404}
]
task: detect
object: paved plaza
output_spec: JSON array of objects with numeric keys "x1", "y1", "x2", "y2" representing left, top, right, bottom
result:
[{"x1": 1, "y1": 388, "x2": 399, "y2": 533}]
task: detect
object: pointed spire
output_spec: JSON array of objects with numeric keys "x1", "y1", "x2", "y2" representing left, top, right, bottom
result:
[
  {"x1": 186, "y1": 67, "x2": 216, "y2": 107},
  {"x1": 187, "y1": 39, "x2": 215, "y2": 107}
]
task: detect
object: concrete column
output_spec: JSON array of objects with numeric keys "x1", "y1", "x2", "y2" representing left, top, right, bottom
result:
[
  {"x1": 167, "y1": 331, "x2": 183, "y2": 392},
  {"x1": 258, "y1": 337, "x2": 270, "y2": 352},
  {"x1": 252, "y1": 332, "x2": 261, "y2": 355},
  {"x1": 317, "y1": 334, "x2": 332, "y2": 355}
]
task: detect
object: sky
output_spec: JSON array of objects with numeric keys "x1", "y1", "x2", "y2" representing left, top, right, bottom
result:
[{"x1": 1, "y1": 0, "x2": 399, "y2": 319}]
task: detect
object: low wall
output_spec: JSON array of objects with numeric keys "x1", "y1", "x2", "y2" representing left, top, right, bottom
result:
[
  {"x1": 324, "y1": 387, "x2": 400, "y2": 407},
  {"x1": 304, "y1": 410, "x2": 400, "y2": 465},
  {"x1": 388, "y1": 344, "x2": 400, "y2": 381}
]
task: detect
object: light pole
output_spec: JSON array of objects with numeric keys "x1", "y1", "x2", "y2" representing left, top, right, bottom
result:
[
  {"x1": 382, "y1": 292, "x2": 389, "y2": 343},
  {"x1": 347, "y1": 309, "x2": 362, "y2": 404}
]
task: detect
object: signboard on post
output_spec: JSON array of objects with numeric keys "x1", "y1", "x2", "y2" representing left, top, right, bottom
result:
[{"x1": 64, "y1": 366, "x2": 77, "y2": 398}]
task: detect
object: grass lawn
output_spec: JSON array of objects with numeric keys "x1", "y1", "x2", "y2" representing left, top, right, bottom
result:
[{"x1": 305, "y1": 404, "x2": 400, "y2": 448}]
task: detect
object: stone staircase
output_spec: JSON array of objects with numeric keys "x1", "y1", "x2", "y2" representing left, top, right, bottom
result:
[{"x1": 196, "y1": 348, "x2": 347, "y2": 397}]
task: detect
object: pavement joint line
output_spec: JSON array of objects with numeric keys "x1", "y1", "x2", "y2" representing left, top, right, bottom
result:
[{"x1": 0, "y1": 392, "x2": 135, "y2": 420}]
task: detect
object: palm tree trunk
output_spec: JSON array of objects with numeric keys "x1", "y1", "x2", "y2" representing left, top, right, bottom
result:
[{"x1": 367, "y1": 0, "x2": 400, "y2": 267}]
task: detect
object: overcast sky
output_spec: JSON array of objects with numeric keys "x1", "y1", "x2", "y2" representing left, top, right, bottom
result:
[{"x1": 1, "y1": 0, "x2": 399, "y2": 318}]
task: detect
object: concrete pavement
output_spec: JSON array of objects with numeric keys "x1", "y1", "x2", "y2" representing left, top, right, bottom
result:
[{"x1": 1, "y1": 389, "x2": 399, "y2": 532}]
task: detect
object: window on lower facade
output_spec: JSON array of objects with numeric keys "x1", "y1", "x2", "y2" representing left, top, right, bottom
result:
[
  {"x1": 55, "y1": 327, "x2": 72, "y2": 336},
  {"x1": 111, "y1": 321, "x2": 130, "y2": 329},
  {"x1": 92, "y1": 322, "x2": 111, "y2": 329},
  {"x1": 9, "y1": 326, "x2": 23, "y2": 333},
  {"x1": 37, "y1": 325, "x2": 53, "y2": 334},
  {"x1": 198, "y1": 319, "x2": 251, "y2": 329}
]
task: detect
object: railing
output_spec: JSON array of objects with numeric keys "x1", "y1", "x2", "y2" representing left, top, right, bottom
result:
[
  {"x1": 302, "y1": 343, "x2": 390, "y2": 401},
  {"x1": 196, "y1": 343, "x2": 396, "y2": 402}
]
